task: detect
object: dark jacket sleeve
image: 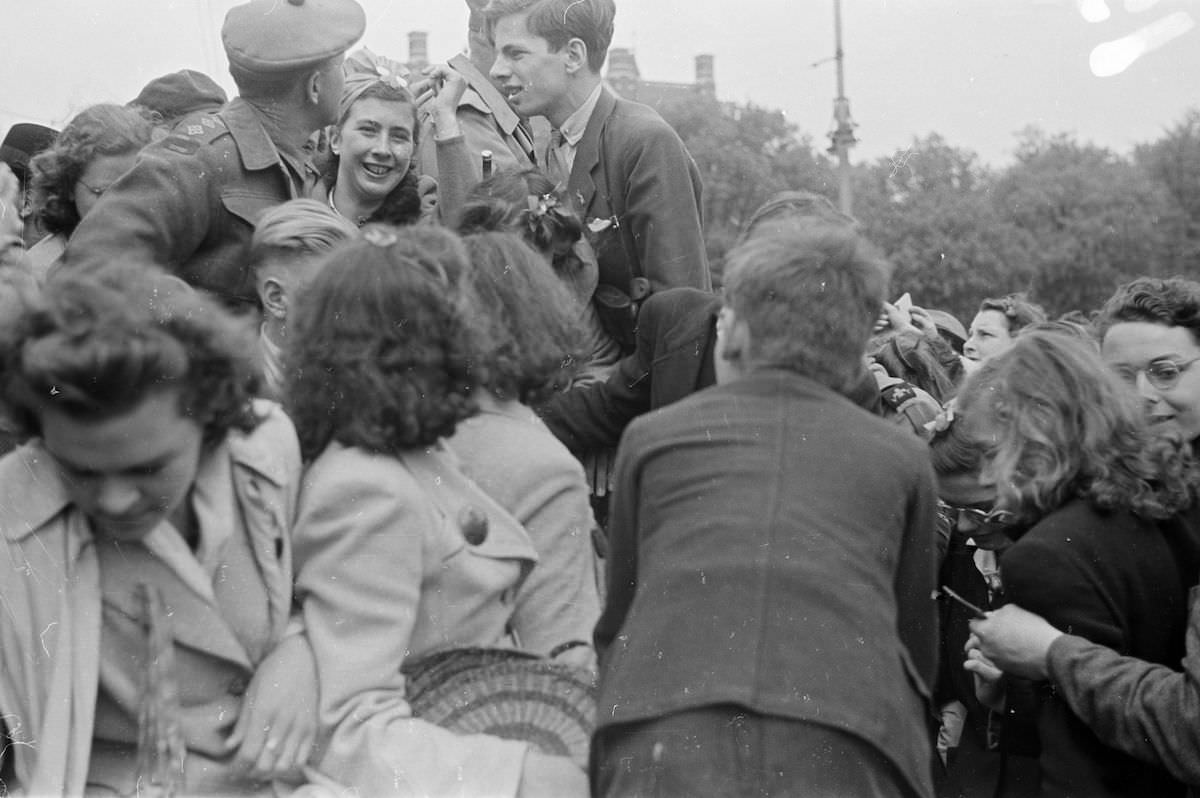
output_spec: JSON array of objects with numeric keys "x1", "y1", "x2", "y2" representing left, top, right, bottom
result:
[
  {"x1": 593, "y1": 420, "x2": 645, "y2": 662},
  {"x1": 618, "y1": 116, "x2": 710, "y2": 293},
  {"x1": 896, "y1": 455, "x2": 940, "y2": 693},
  {"x1": 538, "y1": 300, "x2": 659, "y2": 453},
  {"x1": 1045, "y1": 589, "x2": 1200, "y2": 783}
]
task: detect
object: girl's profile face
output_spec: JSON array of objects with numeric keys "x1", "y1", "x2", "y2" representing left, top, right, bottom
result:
[
  {"x1": 963, "y1": 309, "x2": 1014, "y2": 365},
  {"x1": 332, "y1": 97, "x2": 415, "y2": 205},
  {"x1": 41, "y1": 388, "x2": 204, "y2": 542}
]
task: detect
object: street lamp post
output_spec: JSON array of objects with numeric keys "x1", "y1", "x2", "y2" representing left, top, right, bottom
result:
[{"x1": 827, "y1": 0, "x2": 858, "y2": 217}]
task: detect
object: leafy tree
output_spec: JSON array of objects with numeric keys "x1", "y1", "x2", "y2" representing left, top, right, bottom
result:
[
  {"x1": 658, "y1": 95, "x2": 837, "y2": 277},
  {"x1": 993, "y1": 128, "x2": 1176, "y2": 314},
  {"x1": 852, "y1": 134, "x2": 1038, "y2": 321},
  {"x1": 1136, "y1": 108, "x2": 1200, "y2": 269}
]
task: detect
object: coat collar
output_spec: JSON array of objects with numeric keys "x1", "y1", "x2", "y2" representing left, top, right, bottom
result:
[
  {"x1": 219, "y1": 98, "x2": 288, "y2": 173},
  {"x1": 0, "y1": 412, "x2": 289, "y2": 544}
]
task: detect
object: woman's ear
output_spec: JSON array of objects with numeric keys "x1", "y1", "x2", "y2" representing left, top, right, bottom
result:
[{"x1": 328, "y1": 125, "x2": 342, "y2": 156}]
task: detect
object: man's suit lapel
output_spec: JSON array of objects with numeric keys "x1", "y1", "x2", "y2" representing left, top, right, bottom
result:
[{"x1": 566, "y1": 86, "x2": 616, "y2": 215}]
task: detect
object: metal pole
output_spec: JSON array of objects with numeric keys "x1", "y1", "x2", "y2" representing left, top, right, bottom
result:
[{"x1": 828, "y1": 0, "x2": 857, "y2": 217}]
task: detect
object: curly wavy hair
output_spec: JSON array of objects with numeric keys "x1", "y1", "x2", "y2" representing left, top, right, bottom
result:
[
  {"x1": 326, "y1": 83, "x2": 423, "y2": 227},
  {"x1": 977, "y1": 293, "x2": 1047, "y2": 335},
  {"x1": 956, "y1": 331, "x2": 1194, "y2": 525},
  {"x1": 1094, "y1": 277, "x2": 1200, "y2": 344},
  {"x1": 461, "y1": 232, "x2": 586, "y2": 404},
  {"x1": 456, "y1": 168, "x2": 586, "y2": 276},
  {"x1": 284, "y1": 225, "x2": 486, "y2": 460},
  {"x1": 0, "y1": 262, "x2": 260, "y2": 445},
  {"x1": 29, "y1": 103, "x2": 152, "y2": 236}
]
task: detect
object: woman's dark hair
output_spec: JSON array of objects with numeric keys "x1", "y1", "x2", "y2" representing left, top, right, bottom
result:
[
  {"x1": 977, "y1": 293, "x2": 1046, "y2": 334},
  {"x1": 0, "y1": 262, "x2": 260, "y2": 445},
  {"x1": 29, "y1": 103, "x2": 152, "y2": 236},
  {"x1": 869, "y1": 332, "x2": 958, "y2": 404},
  {"x1": 456, "y1": 168, "x2": 586, "y2": 274},
  {"x1": 1094, "y1": 277, "x2": 1200, "y2": 344},
  {"x1": 285, "y1": 225, "x2": 486, "y2": 460},
  {"x1": 461, "y1": 232, "x2": 586, "y2": 404},
  {"x1": 928, "y1": 409, "x2": 985, "y2": 479},
  {"x1": 327, "y1": 82, "x2": 422, "y2": 226}
]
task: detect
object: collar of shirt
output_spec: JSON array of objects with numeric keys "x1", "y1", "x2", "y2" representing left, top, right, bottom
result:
[{"x1": 557, "y1": 82, "x2": 604, "y2": 152}]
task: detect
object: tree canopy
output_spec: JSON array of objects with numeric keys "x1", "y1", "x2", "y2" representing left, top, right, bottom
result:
[{"x1": 657, "y1": 95, "x2": 1200, "y2": 321}]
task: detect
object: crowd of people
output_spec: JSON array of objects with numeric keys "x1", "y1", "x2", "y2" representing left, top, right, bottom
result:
[{"x1": 2, "y1": 0, "x2": 1200, "y2": 797}]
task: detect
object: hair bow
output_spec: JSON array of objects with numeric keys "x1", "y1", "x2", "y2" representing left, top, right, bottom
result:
[{"x1": 338, "y1": 47, "x2": 411, "y2": 121}]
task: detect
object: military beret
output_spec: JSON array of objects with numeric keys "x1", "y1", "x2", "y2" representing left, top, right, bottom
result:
[
  {"x1": 222, "y1": 0, "x2": 366, "y2": 75},
  {"x1": 0, "y1": 123, "x2": 58, "y2": 182},
  {"x1": 129, "y1": 70, "x2": 228, "y2": 122}
]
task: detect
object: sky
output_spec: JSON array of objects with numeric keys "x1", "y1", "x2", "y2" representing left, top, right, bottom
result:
[{"x1": 3, "y1": 0, "x2": 1198, "y2": 168}]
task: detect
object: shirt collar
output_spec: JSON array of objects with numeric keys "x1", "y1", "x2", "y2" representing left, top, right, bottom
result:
[{"x1": 557, "y1": 82, "x2": 603, "y2": 149}]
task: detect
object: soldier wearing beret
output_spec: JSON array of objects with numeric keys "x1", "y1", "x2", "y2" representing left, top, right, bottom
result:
[{"x1": 63, "y1": 0, "x2": 365, "y2": 310}]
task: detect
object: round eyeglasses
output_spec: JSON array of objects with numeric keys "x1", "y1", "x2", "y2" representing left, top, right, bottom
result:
[{"x1": 1115, "y1": 355, "x2": 1200, "y2": 392}]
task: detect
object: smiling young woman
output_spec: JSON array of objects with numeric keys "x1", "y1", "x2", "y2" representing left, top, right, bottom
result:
[{"x1": 322, "y1": 49, "x2": 426, "y2": 228}]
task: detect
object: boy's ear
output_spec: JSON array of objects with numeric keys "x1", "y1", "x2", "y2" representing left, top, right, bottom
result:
[
  {"x1": 260, "y1": 276, "x2": 288, "y2": 320},
  {"x1": 563, "y1": 37, "x2": 589, "y2": 74}
]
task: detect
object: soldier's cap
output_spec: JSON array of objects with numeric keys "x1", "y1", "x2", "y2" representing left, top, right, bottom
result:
[
  {"x1": 129, "y1": 70, "x2": 228, "y2": 122},
  {"x1": 222, "y1": 0, "x2": 366, "y2": 76},
  {"x1": 0, "y1": 123, "x2": 58, "y2": 181}
]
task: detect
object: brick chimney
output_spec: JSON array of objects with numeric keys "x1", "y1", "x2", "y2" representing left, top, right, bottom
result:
[
  {"x1": 605, "y1": 47, "x2": 640, "y2": 98},
  {"x1": 408, "y1": 31, "x2": 429, "y2": 70},
  {"x1": 695, "y1": 54, "x2": 715, "y2": 97}
]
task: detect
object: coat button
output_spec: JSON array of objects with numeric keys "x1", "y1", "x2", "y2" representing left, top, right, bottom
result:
[{"x1": 458, "y1": 505, "x2": 489, "y2": 545}]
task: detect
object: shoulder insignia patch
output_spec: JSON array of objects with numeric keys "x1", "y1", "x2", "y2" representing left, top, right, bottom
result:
[
  {"x1": 881, "y1": 382, "x2": 918, "y2": 411},
  {"x1": 162, "y1": 136, "x2": 201, "y2": 156}
]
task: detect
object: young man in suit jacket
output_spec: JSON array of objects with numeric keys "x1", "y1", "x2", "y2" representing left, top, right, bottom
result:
[
  {"x1": 592, "y1": 223, "x2": 939, "y2": 797},
  {"x1": 483, "y1": 0, "x2": 711, "y2": 349}
]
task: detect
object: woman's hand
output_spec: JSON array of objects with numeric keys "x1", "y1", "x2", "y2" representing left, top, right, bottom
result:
[
  {"x1": 964, "y1": 636, "x2": 1007, "y2": 712},
  {"x1": 874, "y1": 301, "x2": 919, "y2": 336},
  {"x1": 517, "y1": 750, "x2": 588, "y2": 798},
  {"x1": 908, "y1": 305, "x2": 943, "y2": 342},
  {"x1": 967, "y1": 604, "x2": 1063, "y2": 681},
  {"x1": 227, "y1": 633, "x2": 319, "y2": 782},
  {"x1": 412, "y1": 64, "x2": 468, "y2": 141}
]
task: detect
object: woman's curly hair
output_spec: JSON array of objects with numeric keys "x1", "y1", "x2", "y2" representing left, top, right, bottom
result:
[
  {"x1": 456, "y1": 168, "x2": 586, "y2": 276},
  {"x1": 0, "y1": 262, "x2": 261, "y2": 445},
  {"x1": 1094, "y1": 277, "x2": 1200, "y2": 344},
  {"x1": 285, "y1": 225, "x2": 486, "y2": 460},
  {"x1": 29, "y1": 103, "x2": 152, "y2": 236},
  {"x1": 461, "y1": 232, "x2": 586, "y2": 404},
  {"x1": 956, "y1": 331, "x2": 1195, "y2": 525}
]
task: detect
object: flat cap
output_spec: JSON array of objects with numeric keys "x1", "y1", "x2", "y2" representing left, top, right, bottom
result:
[{"x1": 222, "y1": 0, "x2": 366, "y2": 75}]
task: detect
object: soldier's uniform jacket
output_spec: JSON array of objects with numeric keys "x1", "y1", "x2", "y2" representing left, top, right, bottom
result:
[{"x1": 64, "y1": 98, "x2": 319, "y2": 309}]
